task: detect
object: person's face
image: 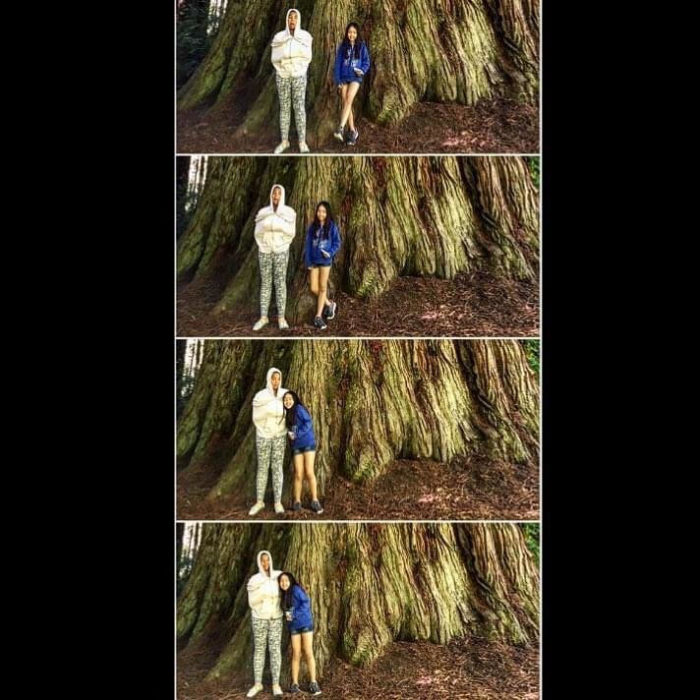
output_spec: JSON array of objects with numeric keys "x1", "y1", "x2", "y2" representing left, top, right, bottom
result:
[
  {"x1": 280, "y1": 574, "x2": 290, "y2": 590},
  {"x1": 271, "y1": 372, "x2": 281, "y2": 391},
  {"x1": 317, "y1": 205, "x2": 327, "y2": 223},
  {"x1": 347, "y1": 26, "x2": 357, "y2": 42},
  {"x1": 272, "y1": 187, "x2": 281, "y2": 206},
  {"x1": 288, "y1": 12, "x2": 297, "y2": 30},
  {"x1": 283, "y1": 394, "x2": 294, "y2": 409},
  {"x1": 261, "y1": 554, "x2": 270, "y2": 571}
]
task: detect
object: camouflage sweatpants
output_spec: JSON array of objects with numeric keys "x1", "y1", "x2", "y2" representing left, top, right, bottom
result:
[
  {"x1": 252, "y1": 616, "x2": 283, "y2": 685},
  {"x1": 258, "y1": 250, "x2": 289, "y2": 319},
  {"x1": 256, "y1": 434, "x2": 286, "y2": 503},
  {"x1": 276, "y1": 73, "x2": 307, "y2": 143}
]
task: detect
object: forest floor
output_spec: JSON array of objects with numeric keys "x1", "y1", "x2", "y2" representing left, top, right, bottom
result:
[
  {"x1": 177, "y1": 455, "x2": 539, "y2": 521},
  {"x1": 177, "y1": 98, "x2": 538, "y2": 154},
  {"x1": 177, "y1": 637, "x2": 539, "y2": 699},
  {"x1": 177, "y1": 272, "x2": 539, "y2": 337}
]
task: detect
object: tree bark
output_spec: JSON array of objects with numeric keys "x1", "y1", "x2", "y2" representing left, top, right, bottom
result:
[
  {"x1": 178, "y1": 0, "x2": 539, "y2": 140},
  {"x1": 177, "y1": 155, "x2": 538, "y2": 323},
  {"x1": 176, "y1": 339, "x2": 538, "y2": 501},
  {"x1": 177, "y1": 522, "x2": 539, "y2": 684}
]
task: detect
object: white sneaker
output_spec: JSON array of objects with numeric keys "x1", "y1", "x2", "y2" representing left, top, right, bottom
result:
[
  {"x1": 248, "y1": 502, "x2": 265, "y2": 516},
  {"x1": 272, "y1": 684, "x2": 284, "y2": 697},
  {"x1": 278, "y1": 318, "x2": 289, "y2": 330},
  {"x1": 252, "y1": 317, "x2": 269, "y2": 331},
  {"x1": 273, "y1": 140, "x2": 290, "y2": 154},
  {"x1": 246, "y1": 684, "x2": 264, "y2": 698},
  {"x1": 299, "y1": 141, "x2": 310, "y2": 153},
  {"x1": 274, "y1": 502, "x2": 285, "y2": 514}
]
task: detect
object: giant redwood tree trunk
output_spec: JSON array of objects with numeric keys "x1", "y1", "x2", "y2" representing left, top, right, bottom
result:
[
  {"x1": 177, "y1": 155, "x2": 538, "y2": 324},
  {"x1": 176, "y1": 339, "x2": 538, "y2": 502},
  {"x1": 177, "y1": 522, "x2": 539, "y2": 685},
  {"x1": 177, "y1": 0, "x2": 539, "y2": 140}
]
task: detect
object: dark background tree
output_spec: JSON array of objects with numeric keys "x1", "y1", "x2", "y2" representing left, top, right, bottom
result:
[
  {"x1": 176, "y1": 338, "x2": 539, "y2": 513},
  {"x1": 177, "y1": 0, "x2": 212, "y2": 89},
  {"x1": 177, "y1": 522, "x2": 539, "y2": 688},
  {"x1": 177, "y1": 155, "x2": 539, "y2": 326},
  {"x1": 177, "y1": 0, "x2": 539, "y2": 143}
]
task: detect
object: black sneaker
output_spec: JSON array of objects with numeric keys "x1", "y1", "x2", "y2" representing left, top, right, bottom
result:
[
  {"x1": 346, "y1": 129, "x2": 358, "y2": 146},
  {"x1": 289, "y1": 684, "x2": 301, "y2": 694},
  {"x1": 324, "y1": 301, "x2": 337, "y2": 320},
  {"x1": 310, "y1": 500, "x2": 324, "y2": 514},
  {"x1": 309, "y1": 681, "x2": 322, "y2": 695},
  {"x1": 293, "y1": 501, "x2": 302, "y2": 512},
  {"x1": 313, "y1": 316, "x2": 328, "y2": 330}
]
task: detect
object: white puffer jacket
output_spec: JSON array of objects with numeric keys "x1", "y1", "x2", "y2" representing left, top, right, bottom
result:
[
  {"x1": 252, "y1": 367, "x2": 288, "y2": 439},
  {"x1": 271, "y1": 8, "x2": 313, "y2": 79},
  {"x1": 247, "y1": 550, "x2": 283, "y2": 620},
  {"x1": 254, "y1": 184, "x2": 297, "y2": 254}
]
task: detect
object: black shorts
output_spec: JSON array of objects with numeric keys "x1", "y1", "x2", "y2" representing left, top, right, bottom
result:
[
  {"x1": 292, "y1": 445, "x2": 316, "y2": 456},
  {"x1": 290, "y1": 625, "x2": 314, "y2": 635}
]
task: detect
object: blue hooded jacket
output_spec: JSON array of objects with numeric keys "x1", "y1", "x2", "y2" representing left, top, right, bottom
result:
[
  {"x1": 285, "y1": 584, "x2": 313, "y2": 632},
  {"x1": 304, "y1": 220, "x2": 341, "y2": 267},
  {"x1": 289, "y1": 404, "x2": 316, "y2": 451},
  {"x1": 334, "y1": 41, "x2": 370, "y2": 85}
]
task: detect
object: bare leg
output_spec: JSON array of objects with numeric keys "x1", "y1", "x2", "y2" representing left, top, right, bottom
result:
[
  {"x1": 338, "y1": 84, "x2": 348, "y2": 126},
  {"x1": 340, "y1": 82, "x2": 360, "y2": 129},
  {"x1": 315, "y1": 265, "x2": 330, "y2": 318},
  {"x1": 309, "y1": 267, "x2": 319, "y2": 296},
  {"x1": 293, "y1": 453, "x2": 304, "y2": 503},
  {"x1": 291, "y1": 633, "x2": 302, "y2": 685},
  {"x1": 303, "y1": 450, "x2": 318, "y2": 502},
  {"x1": 301, "y1": 632, "x2": 317, "y2": 683}
]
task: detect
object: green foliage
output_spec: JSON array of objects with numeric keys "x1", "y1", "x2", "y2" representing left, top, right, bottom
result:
[
  {"x1": 520, "y1": 523, "x2": 539, "y2": 565},
  {"x1": 177, "y1": 7, "x2": 213, "y2": 89},
  {"x1": 526, "y1": 157, "x2": 540, "y2": 189},
  {"x1": 519, "y1": 340, "x2": 539, "y2": 377}
]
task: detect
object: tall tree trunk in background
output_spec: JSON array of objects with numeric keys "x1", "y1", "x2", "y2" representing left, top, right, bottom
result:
[
  {"x1": 177, "y1": 155, "x2": 538, "y2": 324},
  {"x1": 178, "y1": 0, "x2": 539, "y2": 140},
  {"x1": 177, "y1": 339, "x2": 187, "y2": 418},
  {"x1": 176, "y1": 339, "x2": 538, "y2": 501},
  {"x1": 177, "y1": 522, "x2": 539, "y2": 684},
  {"x1": 177, "y1": 522, "x2": 185, "y2": 575},
  {"x1": 177, "y1": 157, "x2": 191, "y2": 240}
]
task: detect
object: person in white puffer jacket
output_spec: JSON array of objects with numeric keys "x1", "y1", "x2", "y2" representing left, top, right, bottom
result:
[
  {"x1": 245, "y1": 550, "x2": 284, "y2": 698},
  {"x1": 271, "y1": 8, "x2": 312, "y2": 154},
  {"x1": 250, "y1": 367, "x2": 288, "y2": 516},
  {"x1": 253, "y1": 184, "x2": 296, "y2": 331}
]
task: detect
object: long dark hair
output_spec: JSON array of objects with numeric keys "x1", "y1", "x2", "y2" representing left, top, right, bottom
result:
[
  {"x1": 341, "y1": 22, "x2": 363, "y2": 59},
  {"x1": 283, "y1": 390, "x2": 304, "y2": 429},
  {"x1": 312, "y1": 201, "x2": 333, "y2": 239},
  {"x1": 278, "y1": 571, "x2": 305, "y2": 609}
]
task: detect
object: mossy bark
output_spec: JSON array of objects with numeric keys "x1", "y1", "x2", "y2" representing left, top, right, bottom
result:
[
  {"x1": 177, "y1": 155, "x2": 538, "y2": 324},
  {"x1": 178, "y1": 0, "x2": 539, "y2": 139},
  {"x1": 176, "y1": 339, "x2": 539, "y2": 501},
  {"x1": 177, "y1": 522, "x2": 539, "y2": 684}
]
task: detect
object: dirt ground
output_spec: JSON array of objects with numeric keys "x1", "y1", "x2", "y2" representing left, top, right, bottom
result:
[
  {"x1": 177, "y1": 454, "x2": 539, "y2": 521},
  {"x1": 177, "y1": 272, "x2": 539, "y2": 338},
  {"x1": 177, "y1": 636, "x2": 539, "y2": 699},
  {"x1": 177, "y1": 98, "x2": 539, "y2": 155}
]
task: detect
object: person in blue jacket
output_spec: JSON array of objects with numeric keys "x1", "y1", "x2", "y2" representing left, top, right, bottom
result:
[
  {"x1": 279, "y1": 572, "x2": 322, "y2": 695},
  {"x1": 283, "y1": 391, "x2": 324, "y2": 514},
  {"x1": 304, "y1": 201, "x2": 341, "y2": 331},
  {"x1": 333, "y1": 22, "x2": 370, "y2": 146}
]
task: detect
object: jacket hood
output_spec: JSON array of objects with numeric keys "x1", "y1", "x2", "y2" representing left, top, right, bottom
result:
[
  {"x1": 266, "y1": 367, "x2": 283, "y2": 395},
  {"x1": 285, "y1": 8, "x2": 302, "y2": 34},
  {"x1": 269, "y1": 184, "x2": 286, "y2": 210},
  {"x1": 257, "y1": 549, "x2": 275, "y2": 576}
]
